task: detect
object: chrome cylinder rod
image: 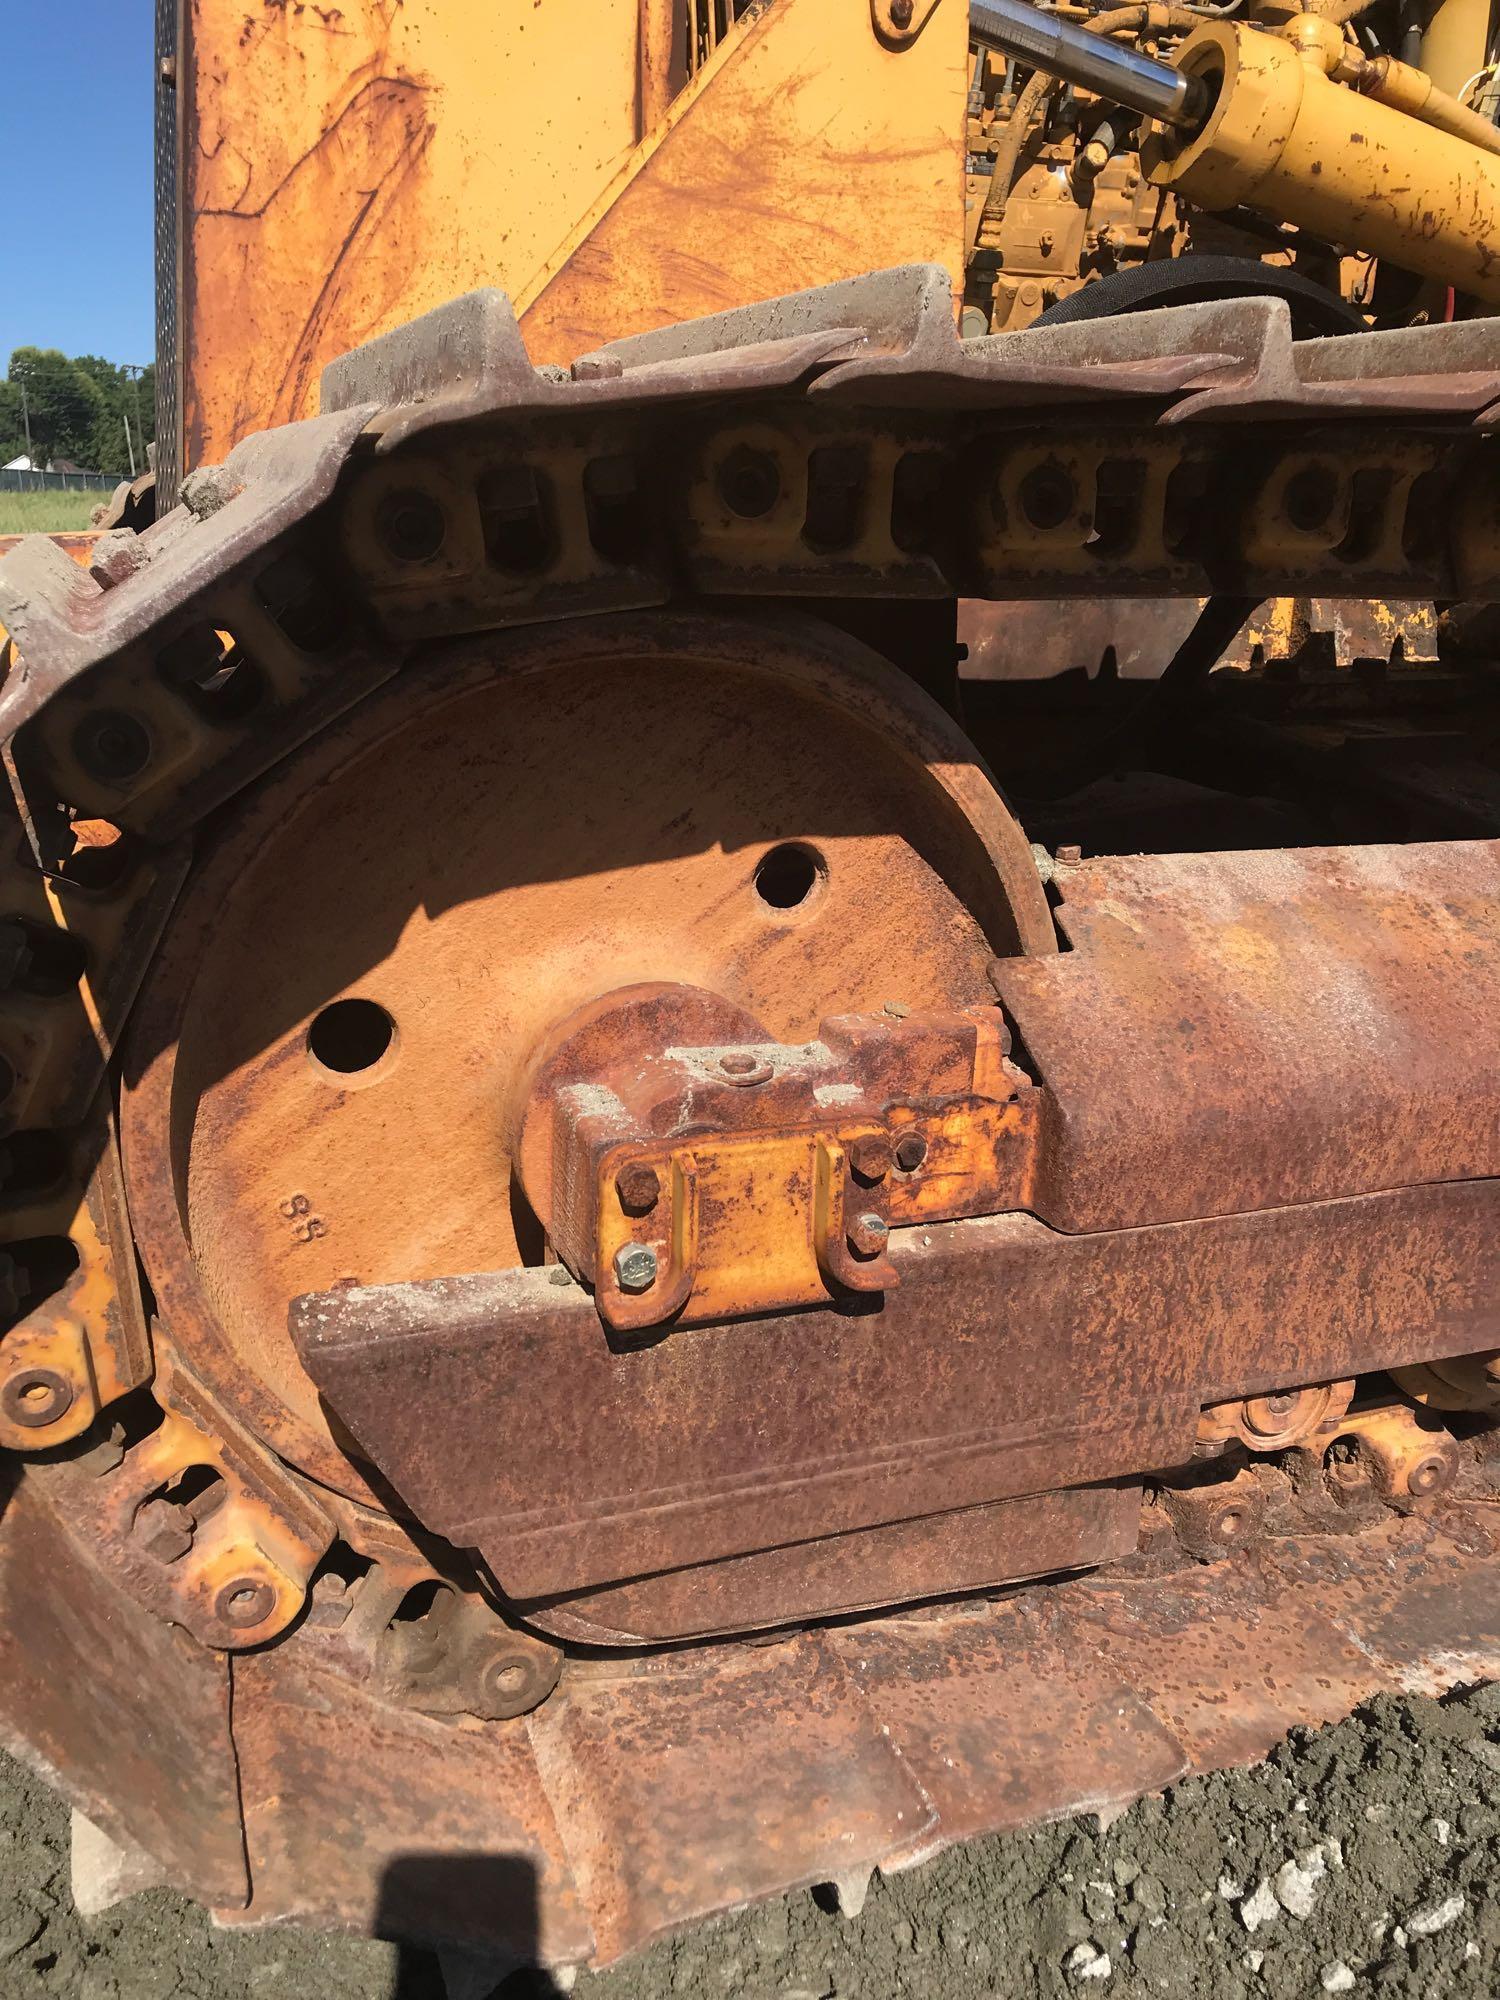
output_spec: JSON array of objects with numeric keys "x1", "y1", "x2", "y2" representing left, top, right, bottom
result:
[{"x1": 970, "y1": 0, "x2": 1208, "y2": 126}]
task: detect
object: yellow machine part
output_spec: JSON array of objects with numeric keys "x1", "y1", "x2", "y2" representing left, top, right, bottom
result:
[
  {"x1": 1421, "y1": 0, "x2": 1495, "y2": 98},
  {"x1": 1143, "y1": 17, "x2": 1500, "y2": 301},
  {"x1": 176, "y1": 0, "x2": 968, "y2": 469}
]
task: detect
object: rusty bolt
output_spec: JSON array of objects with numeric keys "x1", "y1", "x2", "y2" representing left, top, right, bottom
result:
[
  {"x1": 1, "y1": 1366, "x2": 75, "y2": 1430},
  {"x1": 614, "y1": 1243, "x2": 659, "y2": 1294},
  {"x1": 891, "y1": 0, "x2": 915, "y2": 23},
  {"x1": 716, "y1": 446, "x2": 782, "y2": 520},
  {"x1": 133, "y1": 1497, "x2": 195, "y2": 1564},
  {"x1": 485, "y1": 1660, "x2": 530, "y2": 1700},
  {"x1": 1407, "y1": 1450, "x2": 1457, "y2": 1498},
  {"x1": 894, "y1": 1132, "x2": 928, "y2": 1174},
  {"x1": 475, "y1": 1645, "x2": 561, "y2": 1720},
  {"x1": 847, "y1": 1212, "x2": 889, "y2": 1258},
  {"x1": 72, "y1": 710, "x2": 153, "y2": 785},
  {"x1": 719, "y1": 1051, "x2": 772, "y2": 1086},
  {"x1": 306, "y1": 1573, "x2": 353, "y2": 1630},
  {"x1": 616, "y1": 1161, "x2": 661, "y2": 1217},
  {"x1": 1056, "y1": 843, "x2": 1083, "y2": 865},
  {"x1": 849, "y1": 1135, "x2": 893, "y2": 1184},
  {"x1": 215, "y1": 1578, "x2": 277, "y2": 1631},
  {"x1": 1162, "y1": 1474, "x2": 1265, "y2": 1559}
]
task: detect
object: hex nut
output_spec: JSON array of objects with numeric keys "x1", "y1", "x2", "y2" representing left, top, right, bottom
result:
[{"x1": 849, "y1": 1135, "x2": 893, "y2": 1184}]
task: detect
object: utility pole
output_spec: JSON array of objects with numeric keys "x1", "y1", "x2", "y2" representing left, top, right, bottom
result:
[
  {"x1": 20, "y1": 384, "x2": 33, "y2": 475},
  {"x1": 123, "y1": 410, "x2": 137, "y2": 478}
]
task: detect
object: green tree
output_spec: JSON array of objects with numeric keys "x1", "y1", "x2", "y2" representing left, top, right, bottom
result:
[
  {"x1": 2, "y1": 349, "x2": 156, "y2": 475},
  {"x1": 76, "y1": 354, "x2": 154, "y2": 475},
  {"x1": 0, "y1": 381, "x2": 25, "y2": 466},
  {"x1": 7, "y1": 349, "x2": 105, "y2": 469}
]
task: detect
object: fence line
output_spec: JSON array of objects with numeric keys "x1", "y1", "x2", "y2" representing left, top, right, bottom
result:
[{"x1": 0, "y1": 468, "x2": 126, "y2": 495}]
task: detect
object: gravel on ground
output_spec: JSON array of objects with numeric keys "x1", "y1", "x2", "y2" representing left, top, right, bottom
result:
[{"x1": 3, "y1": 1683, "x2": 1498, "y2": 2000}]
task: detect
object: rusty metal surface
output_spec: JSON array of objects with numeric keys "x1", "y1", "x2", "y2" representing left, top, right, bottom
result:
[
  {"x1": 518, "y1": 983, "x2": 1034, "y2": 1331},
  {"x1": 3, "y1": 278, "x2": 1496, "y2": 855},
  {"x1": 993, "y1": 838, "x2": 1500, "y2": 1230},
  {"x1": 225, "y1": 1640, "x2": 593, "y2": 1962},
  {"x1": 0, "y1": 1464, "x2": 246, "y2": 1909},
  {"x1": 83, "y1": 1345, "x2": 335, "y2": 1654},
  {"x1": 217, "y1": 1492, "x2": 1500, "y2": 1970},
  {"x1": 0, "y1": 1117, "x2": 154, "y2": 1453},
  {"x1": 294, "y1": 1179, "x2": 1500, "y2": 1622},
  {"x1": 527, "y1": 1634, "x2": 935, "y2": 1965},
  {"x1": 824, "y1": 1592, "x2": 1190, "y2": 1856},
  {"x1": 523, "y1": 1482, "x2": 1142, "y2": 1645},
  {"x1": 0, "y1": 258, "x2": 1497, "y2": 1969},
  {"x1": 118, "y1": 611, "x2": 1048, "y2": 1505}
]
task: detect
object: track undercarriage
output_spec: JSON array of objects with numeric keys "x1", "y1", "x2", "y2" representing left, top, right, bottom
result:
[{"x1": 1, "y1": 266, "x2": 1498, "y2": 1975}]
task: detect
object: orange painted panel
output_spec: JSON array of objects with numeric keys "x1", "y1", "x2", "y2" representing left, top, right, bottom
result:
[
  {"x1": 519, "y1": 0, "x2": 968, "y2": 365},
  {"x1": 179, "y1": 0, "x2": 966, "y2": 467},
  {"x1": 181, "y1": 0, "x2": 645, "y2": 467}
]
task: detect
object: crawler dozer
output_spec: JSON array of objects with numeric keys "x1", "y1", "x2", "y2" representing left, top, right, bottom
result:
[{"x1": 3, "y1": 0, "x2": 1500, "y2": 1978}]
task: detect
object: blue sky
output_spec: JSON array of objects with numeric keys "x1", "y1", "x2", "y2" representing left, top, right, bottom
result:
[{"x1": 3, "y1": 1, "x2": 155, "y2": 370}]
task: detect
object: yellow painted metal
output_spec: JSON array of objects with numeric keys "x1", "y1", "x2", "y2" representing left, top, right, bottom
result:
[
  {"x1": 1349, "y1": 51, "x2": 1500, "y2": 155},
  {"x1": 1420, "y1": 0, "x2": 1494, "y2": 98},
  {"x1": 181, "y1": 0, "x2": 645, "y2": 469},
  {"x1": 179, "y1": 0, "x2": 966, "y2": 469},
  {"x1": 518, "y1": 0, "x2": 967, "y2": 364},
  {"x1": 1143, "y1": 19, "x2": 1500, "y2": 302}
]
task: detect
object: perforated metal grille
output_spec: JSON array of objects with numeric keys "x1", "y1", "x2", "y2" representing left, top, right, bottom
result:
[{"x1": 154, "y1": 0, "x2": 182, "y2": 509}]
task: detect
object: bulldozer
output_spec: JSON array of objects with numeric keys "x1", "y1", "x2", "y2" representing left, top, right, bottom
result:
[{"x1": 2, "y1": 0, "x2": 1500, "y2": 1979}]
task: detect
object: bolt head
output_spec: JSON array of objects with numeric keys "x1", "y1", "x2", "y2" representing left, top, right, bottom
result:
[
  {"x1": 847, "y1": 1211, "x2": 889, "y2": 1258},
  {"x1": 891, "y1": 0, "x2": 915, "y2": 24},
  {"x1": 849, "y1": 1135, "x2": 892, "y2": 1184},
  {"x1": 614, "y1": 1243, "x2": 659, "y2": 1294},
  {"x1": 616, "y1": 1161, "x2": 661, "y2": 1217},
  {"x1": 1408, "y1": 1454, "x2": 1451, "y2": 1497},
  {"x1": 718, "y1": 1050, "x2": 772, "y2": 1086},
  {"x1": 894, "y1": 1132, "x2": 928, "y2": 1174},
  {"x1": 215, "y1": 1577, "x2": 277, "y2": 1631},
  {"x1": 133, "y1": 1497, "x2": 195, "y2": 1564}
]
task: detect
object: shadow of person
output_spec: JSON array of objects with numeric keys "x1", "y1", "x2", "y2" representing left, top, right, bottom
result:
[{"x1": 378, "y1": 1853, "x2": 574, "y2": 2000}]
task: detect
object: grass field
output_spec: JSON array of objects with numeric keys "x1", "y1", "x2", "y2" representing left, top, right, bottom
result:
[{"x1": 0, "y1": 489, "x2": 112, "y2": 535}]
